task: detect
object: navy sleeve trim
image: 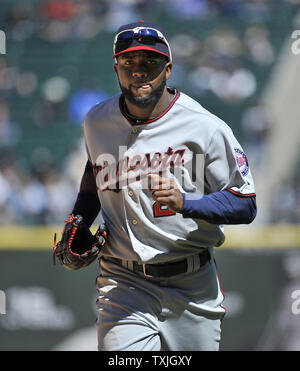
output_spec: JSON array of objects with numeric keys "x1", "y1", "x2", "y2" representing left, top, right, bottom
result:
[
  {"x1": 71, "y1": 160, "x2": 101, "y2": 227},
  {"x1": 181, "y1": 189, "x2": 257, "y2": 225},
  {"x1": 85, "y1": 160, "x2": 94, "y2": 173},
  {"x1": 72, "y1": 190, "x2": 101, "y2": 228}
]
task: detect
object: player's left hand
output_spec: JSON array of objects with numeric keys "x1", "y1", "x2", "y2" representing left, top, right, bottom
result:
[
  {"x1": 53, "y1": 214, "x2": 107, "y2": 270},
  {"x1": 148, "y1": 173, "x2": 183, "y2": 213}
]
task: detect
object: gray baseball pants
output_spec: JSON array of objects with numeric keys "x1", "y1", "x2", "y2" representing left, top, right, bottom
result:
[{"x1": 96, "y1": 253, "x2": 225, "y2": 351}]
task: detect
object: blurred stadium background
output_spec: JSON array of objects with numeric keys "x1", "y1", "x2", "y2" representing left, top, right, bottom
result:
[{"x1": 0, "y1": 0, "x2": 300, "y2": 351}]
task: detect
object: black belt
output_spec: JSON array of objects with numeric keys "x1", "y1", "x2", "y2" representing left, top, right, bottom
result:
[{"x1": 107, "y1": 250, "x2": 210, "y2": 278}]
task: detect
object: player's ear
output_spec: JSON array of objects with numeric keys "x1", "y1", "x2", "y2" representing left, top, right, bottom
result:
[
  {"x1": 113, "y1": 62, "x2": 120, "y2": 78},
  {"x1": 165, "y1": 62, "x2": 172, "y2": 81}
]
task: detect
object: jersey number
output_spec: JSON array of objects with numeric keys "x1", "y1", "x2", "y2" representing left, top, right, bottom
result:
[{"x1": 153, "y1": 202, "x2": 176, "y2": 217}]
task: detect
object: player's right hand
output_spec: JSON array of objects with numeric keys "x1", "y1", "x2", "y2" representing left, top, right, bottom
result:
[{"x1": 147, "y1": 173, "x2": 183, "y2": 212}]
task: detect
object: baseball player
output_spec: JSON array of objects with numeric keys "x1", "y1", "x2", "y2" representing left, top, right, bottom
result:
[{"x1": 54, "y1": 21, "x2": 257, "y2": 351}]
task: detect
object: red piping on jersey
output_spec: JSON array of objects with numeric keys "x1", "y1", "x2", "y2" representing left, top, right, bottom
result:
[
  {"x1": 119, "y1": 89, "x2": 180, "y2": 125},
  {"x1": 226, "y1": 188, "x2": 256, "y2": 197}
]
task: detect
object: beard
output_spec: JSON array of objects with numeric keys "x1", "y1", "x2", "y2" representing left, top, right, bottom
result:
[{"x1": 119, "y1": 76, "x2": 167, "y2": 108}]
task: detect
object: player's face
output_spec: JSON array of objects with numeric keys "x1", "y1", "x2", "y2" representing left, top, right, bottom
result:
[{"x1": 114, "y1": 51, "x2": 172, "y2": 107}]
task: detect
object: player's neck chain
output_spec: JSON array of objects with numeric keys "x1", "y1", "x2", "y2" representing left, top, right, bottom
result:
[
  {"x1": 121, "y1": 98, "x2": 156, "y2": 125},
  {"x1": 120, "y1": 87, "x2": 179, "y2": 126}
]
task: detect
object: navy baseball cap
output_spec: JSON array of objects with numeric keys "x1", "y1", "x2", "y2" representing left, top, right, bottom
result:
[{"x1": 113, "y1": 20, "x2": 172, "y2": 61}]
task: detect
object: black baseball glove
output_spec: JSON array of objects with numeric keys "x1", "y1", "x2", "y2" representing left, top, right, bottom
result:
[{"x1": 53, "y1": 214, "x2": 107, "y2": 270}]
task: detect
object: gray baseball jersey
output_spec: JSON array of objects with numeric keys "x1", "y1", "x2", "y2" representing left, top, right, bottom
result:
[{"x1": 83, "y1": 88, "x2": 255, "y2": 264}]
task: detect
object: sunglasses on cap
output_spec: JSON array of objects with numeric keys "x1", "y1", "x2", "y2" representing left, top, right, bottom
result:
[{"x1": 113, "y1": 27, "x2": 172, "y2": 60}]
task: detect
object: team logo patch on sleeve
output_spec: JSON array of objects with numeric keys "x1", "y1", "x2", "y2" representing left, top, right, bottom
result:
[{"x1": 234, "y1": 148, "x2": 249, "y2": 176}]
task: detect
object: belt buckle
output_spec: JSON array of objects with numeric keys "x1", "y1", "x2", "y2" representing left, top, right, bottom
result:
[{"x1": 142, "y1": 264, "x2": 153, "y2": 278}]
